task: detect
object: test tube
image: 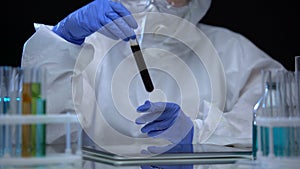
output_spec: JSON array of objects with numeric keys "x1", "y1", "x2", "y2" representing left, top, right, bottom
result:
[
  {"x1": 294, "y1": 56, "x2": 300, "y2": 156},
  {"x1": 130, "y1": 38, "x2": 154, "y2": 92},
  {"x1": 287, "y1": 71, "x2": 296, "y2": 156},
  {"x1": 262, "y1": 70, "x2": 273, "y2": 117},
  {"x1": 12, "y1": 67, "x2": 23, "y2": 157},
  {"x1": 274, "y1": 70, "x2": 289, "y2": 156},
  {"x1": 261, "y1": 70, "x2": 272, "y2": 156},
  {"x1": 0, "y1": 67, "x2": 4, "y2": 157},
  {"x1": 3, "y1": 66, "x2": 13, "y2": 157},
  {"x1": 30, "y1": 67, "x2": 39, "y2": 156},
  {"x1": 21, "y1": 67, "x2": 32, "y2": 157},
  {"x1": 34, "y1": 67, "x2": 46, "y2": 157},
  {"x1": 296, "y1": 56, "x2": 300, "y2": 117}
]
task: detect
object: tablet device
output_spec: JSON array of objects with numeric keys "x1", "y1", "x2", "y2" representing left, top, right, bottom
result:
[{"x1": 82, "y1": 143, "x2": 252, "y2": 166}]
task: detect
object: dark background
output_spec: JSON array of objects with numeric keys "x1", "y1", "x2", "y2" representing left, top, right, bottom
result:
[{"x1": 2, "y1": 0, "x2": 299, "y2": 71}]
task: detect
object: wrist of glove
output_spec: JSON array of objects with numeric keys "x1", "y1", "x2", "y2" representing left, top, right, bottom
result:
[
  {"x1": 52, "y1": 0, "x2": 138, "y2": 45},
  {"x1": 135, "y1": 100, "x2": 194, "y2": 145}
]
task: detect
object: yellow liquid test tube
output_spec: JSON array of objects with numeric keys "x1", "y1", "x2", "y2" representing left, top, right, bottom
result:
[
  {"x1": 21, "y1": 68, "x2": 32, "y2": 157},
  {"x1": 30, "y1": 82, "x2": 39, "y2": 156}
]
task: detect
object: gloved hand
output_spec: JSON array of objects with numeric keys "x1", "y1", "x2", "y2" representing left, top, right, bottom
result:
[
  {"x1": 135, "y1": 100, "x2": 194, "y2": 145},
  {"x1": 52, "y1": 0, "x2": 138, "y2": 45}
]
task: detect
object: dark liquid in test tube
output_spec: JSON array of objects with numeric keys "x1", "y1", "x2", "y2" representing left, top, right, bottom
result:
[{"x1": 130, "y1": 39, "x2": 154, "y2": 92}]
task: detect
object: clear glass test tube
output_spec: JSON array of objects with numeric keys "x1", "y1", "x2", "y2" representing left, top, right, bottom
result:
[
  {"x1": 0, "y1": 66, "x2": 4, "y2": 157},
  {"x1": 2, "y1": 66, "x2": 13, "y2": 157},
  {"x1": 262, "y1": 70, "x2": 273, "y2": 117},
  {"x1": 295, "y1": 56, "x2": 300, "y2": 117},
  {"x1": 12, "y1": 67, "x2": 23, "y2": 157},
  {"x1": 261, "y1": 70, "x2": 279, "y2": 157},
  {"x1": 294, "y1": 56, "x2": 300, "y2": 156},
  {"x1": 259, "y1": 70, "x2": 271, "y2": 156}
]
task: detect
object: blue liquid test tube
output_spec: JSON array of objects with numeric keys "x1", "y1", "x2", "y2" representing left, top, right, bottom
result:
[{"x1": 33, "y1": 67, "x2": 46, "y2": 157}]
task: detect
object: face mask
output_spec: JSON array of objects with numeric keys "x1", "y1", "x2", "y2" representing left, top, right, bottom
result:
[{"x1": 115, "y1": 0, "x2": 191, "y2": 18}]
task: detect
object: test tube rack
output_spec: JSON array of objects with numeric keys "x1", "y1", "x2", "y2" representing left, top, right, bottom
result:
[
  {"x1": 254, "y1": 116, "x2": 300, "y2": 168},
  {"x1": 0, "y1": 113, "x2": 82, "y2": 169}
]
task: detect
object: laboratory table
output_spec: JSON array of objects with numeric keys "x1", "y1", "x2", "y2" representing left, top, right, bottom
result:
[
  {"x1": 80, "y1": 143, "x2": 299, "y2": 169},
  {"x1": 1, "y1": 143, "x2": 297, "y2": 169}
]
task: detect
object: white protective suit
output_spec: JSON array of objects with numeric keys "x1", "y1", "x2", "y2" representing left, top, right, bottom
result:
[{"x1": 21, "y1": 0, "x2": 285, "y2": 152}]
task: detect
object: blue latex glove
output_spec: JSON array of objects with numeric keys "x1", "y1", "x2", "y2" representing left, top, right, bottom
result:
[
  {"x1": 52, "y1": 0, "x2": 138, "y2": 45},
  {"x1": 136, "y1": 100, "x2": 194, "y2": 145}
]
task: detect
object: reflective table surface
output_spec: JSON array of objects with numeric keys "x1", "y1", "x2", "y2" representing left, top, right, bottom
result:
[{"x1": 81, "y1": 143, "x2": 257, "y2": 169}]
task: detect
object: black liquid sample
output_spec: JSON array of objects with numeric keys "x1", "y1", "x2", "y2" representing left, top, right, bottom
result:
[{"x1": 130, "y1": 43, "x2": 154, "y2": 92}]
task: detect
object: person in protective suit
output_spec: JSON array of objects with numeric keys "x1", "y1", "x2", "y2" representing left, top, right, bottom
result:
[{"x1": 21, "y1": 0, "x2": 285, "y2": 153}]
